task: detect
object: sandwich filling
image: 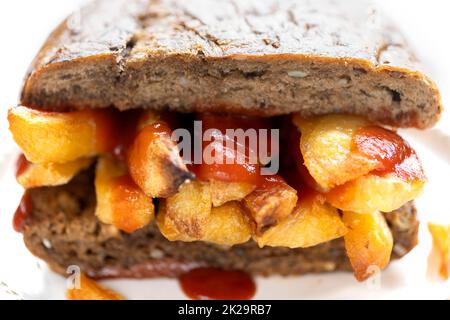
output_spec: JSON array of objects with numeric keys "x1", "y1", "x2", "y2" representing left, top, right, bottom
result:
[{"x1": 8, "y1": 106, "x2": 425, "y2": 281}]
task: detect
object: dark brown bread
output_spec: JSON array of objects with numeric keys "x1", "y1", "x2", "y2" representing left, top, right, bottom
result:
[
  {"x1": 22, "y1": 170, "x2": 419, "y2": 279},
  {"x1": 21, "y1": 0, "x2": 442, "y2": 129}
]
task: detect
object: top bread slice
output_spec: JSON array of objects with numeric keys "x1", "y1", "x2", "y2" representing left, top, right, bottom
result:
[{"x1": 21, "y1": 0, "x2": 442, "y2": 129}]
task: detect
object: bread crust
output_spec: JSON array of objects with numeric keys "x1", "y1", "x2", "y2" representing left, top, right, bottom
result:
[
  {"x1": 20, "y1": 0, "x2": 442, "y2": 129},
  {"x1": 22, "y1": 170, "x2": 419, "y2": 279}
]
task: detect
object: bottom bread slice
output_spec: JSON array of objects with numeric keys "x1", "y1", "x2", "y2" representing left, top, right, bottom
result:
[{"x1": 22, "y1": 170, "x2": 419, "y2": 279}]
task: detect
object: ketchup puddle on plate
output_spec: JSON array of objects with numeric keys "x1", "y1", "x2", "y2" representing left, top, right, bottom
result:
[{"x1": 179, "y1": 268, "x2": 256, "y2": 300}]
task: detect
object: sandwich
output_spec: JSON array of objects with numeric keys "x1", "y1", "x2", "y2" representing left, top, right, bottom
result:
[{"x1": 8, "y1": 0, "x2": 442, "y2": 284}]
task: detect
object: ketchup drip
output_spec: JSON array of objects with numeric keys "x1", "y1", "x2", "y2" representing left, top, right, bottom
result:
[
  {"x1": 16, "y1": 154, "x2": 31, "y2": 178},
  {"x1": 352, "y1": 126, "x2": 424, "y2": 181},
  {"x1": 14, "y1": 155, "x2": 33, "y2": 233},
  {"x1": 13, "y1": 193, "x2": 33, "y2": 233},
  {"x1": 189, "y1": 113, "x2": 277, "y2": 187},
  {"x1": 108, "y1": 110, "x2": 143, "y2": 161},
  {"x1": 179, "y1": 268, "x2": 256, "y2": 300},
  {"x1": 110, "y1": 174, "x2": 149, "y2": 234}
]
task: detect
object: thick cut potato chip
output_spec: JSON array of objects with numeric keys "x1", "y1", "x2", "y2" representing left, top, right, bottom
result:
[
  {"x1": 157, "y1": 200, "x2": 251, "y2": 246},
  {"x1": 127, "y1": 121, "x2": 193, "y2": 198},
  {"x1": 326, "y1": 174, "x2": 424, "y2": 214},
  {"x1": 211, "y1": 179, "x2": 255, "y2": 207},
  {"x1": 162, "y1": 180, "x2": 212, "y2": 238},
  {"x1": 17, "y1": 157, "x2": 93, "y2": 189},
  {"x1": 254, "y1": 196, "x2": 347, "y2": 248},
  {"x1": 95, "y1": 156, "x2": 154, "y2": 233},
  {"x1": 428, "y1": 223, "x2": 450, "y2": 280},
  {"x1": 343, "y1": 211, "x2": 393, "y2": 282},
  {"x1": 67, "y1": 273, "x2": 124, "y2": 300},
  {"x1": 243, "y1": 180, "x2": 298, "y2": 235},
  {"x1": 8, "y1": 106, "x2": 117, "y2": 163},
  {"x1": 293, "y1": 114, "x2": 379, "y2": 191}
]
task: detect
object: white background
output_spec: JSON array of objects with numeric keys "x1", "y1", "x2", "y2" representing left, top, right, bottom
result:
[{"x1": 0, "y1": 0, "x2": 449, "y2": 299}]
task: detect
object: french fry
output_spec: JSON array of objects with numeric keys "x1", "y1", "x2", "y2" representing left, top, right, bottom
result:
[
  {"x1": 210, "y1": 179, "x2": 255, "y2": 207},
  {"x1": 254, "y1": 196, "x2": 347, "y2": 248},
  {"x1": 293, "y1": 114, "x2": 379, "y2": 191},
  {"x1": 8, "y1": 106, "x2": 117, "y2": 163},
  {"x1": 243, "y1": 180, "x2": 297, "y2": 235},
  {"x1": 67, "y1": 273, "x2": 124, "y2": 300},
  {"x1": 343, "y1": 211, "x2": 393, "y2": 281},
  {"x1": 158, "y1": 180, "x2": 212, "y2": 239},
  {"x1": 127, "y1": 118, "x2": 193, "y2": 198},
  {"x1": 95, "y1": 156, "x2": 154, "y2": 233},
  {"x1": 326, "y1": 174, "x2": 424, "y2": 214},
  {"x1": 157, "y1": 180, "x2": 251, "y2": 245},
  {"x1": 16, "y1": 156, "x2": 93, "y2": 189},
  {"x1": 428, "y1": 223, "x2": 450, "y2": 280},
  {"x1": 157, "y1": 200, "x2": 252, "y2": 246}
]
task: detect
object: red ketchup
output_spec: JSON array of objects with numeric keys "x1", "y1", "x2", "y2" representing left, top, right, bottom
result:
[
  {"x1": 16, "y1": 154, "x2": 31, "y2": 178},
  {"x1": 14, "y1": 155, "x2": 33, "y2": 233},
  {"x1": 13, "y1": 193, "x2": 33, "y2": 233},
  {"x1": 189, "y1": 113, "x2": 277, "y2": 188},
  {"x1": 179, "y1": 268, "x2": 256, "y2": 300},
  {"x1": 109, "y1": 174, "x2": 148, "y2": 233},
  {"x1": 352, "y1": 126, "x2": 425, "y2": 181}
]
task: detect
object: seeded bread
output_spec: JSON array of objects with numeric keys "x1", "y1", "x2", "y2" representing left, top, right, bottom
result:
[
  {"x1": 21, "y1": 0, "x2": 442, "y2": 129},
  {"x1": 22, "y1": 170, "x2": 419, "y2": 279}
]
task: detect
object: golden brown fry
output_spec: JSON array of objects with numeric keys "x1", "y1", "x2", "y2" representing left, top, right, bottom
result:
[
  {"x1": 255, "y1": 196, "x2": 347, "y2": 248},
  {"x1": 157, "y1": 200, "x2": 252, "y2": 246},
  {"x1": 327, "y1": 174, "x2": 424, "y2": 214},
  {"x1": 17, "y1": 158, "x2": 93, "y2": 189},
  {"x1": 343, "y1": 211, "x2": 393, "y2": 281},
  {"x1": 243, "y1": 181, "x2": 297, "y2": 235},
  {"x1": 428, "y1": 223, "x2": 450, "y2": 280},
  {"x1": 8, "y1": 106, "x2": 116, "y2": 163},
  {"x1": 157, "y1": 180, "x2": 251, "y2": 245},
  {"x1": 293, "y1": 114, "x2": 379, "y2": 191},
  {"x1": 164, "y1": 180, "x2": 212, "y2": 238},
  {"x1": 95, "y1": 156, "x2": 154, "y2": 233},
  {"x1": 127, "y1": 118, "x2": 193, "y2": 198},
  {"x1": 67, "y1": 273, "x2": 124, "y2": 300},
  {"x1": 210, "y1": 179, "x2": 255, "y2": 207}
]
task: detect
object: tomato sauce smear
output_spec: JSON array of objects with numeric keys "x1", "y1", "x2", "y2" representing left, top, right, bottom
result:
[
  {"x1": 190, "y1": 113, "x2": 278, "y2": 188},
  {"x1": 13, "y1": 192, "x2": 33, "y2": 233},
  {"x1": 16, "y1": 153, "x2": 31, "y2": 178},
  {"x1": 179, "y1": 267, "x2": 256, "y2": 300},
  {"x1": 353, "y1": 126, "x2": 425, "y2": 181}
]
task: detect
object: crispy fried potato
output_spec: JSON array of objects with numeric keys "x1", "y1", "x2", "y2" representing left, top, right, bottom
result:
[
  {"x1": 95, "y1": 156, "x2": 154, "y2": 233},
  {"x1": 17, "y1": 157, "x2": 93, "y2": 189},
  {"x1": 243, "y1": 181, "x2": 297, "y2": 235},
  {"x1": 203, "y1": 202, "x2": 252, "y2": 245},
  {"x1": 255, "y1": 196, "x2": 347, "y2": 248},
  {"x1": 210, "y1": 179, "x2": 255, "y2": 207},
  {"x1": 127, "y1": 122, "x2": 193, "y2": 198},
  {"x1": 67, "y1": 273, "x2": 124, "y2": 300},
  {"x1": 343, "y1": 211, "x2": 393, "y2": 282},
  {"x1": 293, "y1": 114, "x2": 379, "y2": 191},
  {"x1": 161, "y1": 180, "x2": 212, "y2": 238},
  {"x1": 326, "y1": 174, "x2": 424, "y2": 214},
  {"x1": 8, "y1": 106, "x2": 116, "y2": 163},
  {"x1": 428, "y1": 223, "x2": 450, "y2": 280},
  {"x1": 157, "y1": 200, "x2": 252, "y2": 246}
]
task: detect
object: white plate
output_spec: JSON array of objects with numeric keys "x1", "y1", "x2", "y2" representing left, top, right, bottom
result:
[{"x1": 0, "y1": 127, "x2": 449, "y2": 300}]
